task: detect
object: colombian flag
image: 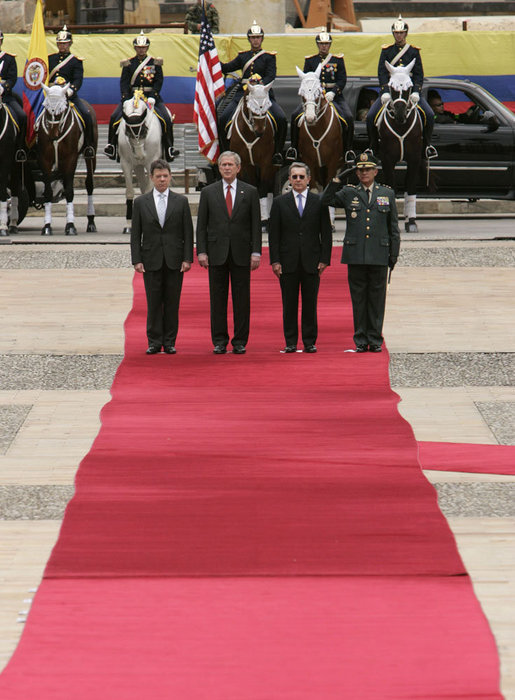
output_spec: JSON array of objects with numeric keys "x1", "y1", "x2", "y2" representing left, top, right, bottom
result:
[{"x1": 22, "y1": 0, "x2": 48, "y2": 146}]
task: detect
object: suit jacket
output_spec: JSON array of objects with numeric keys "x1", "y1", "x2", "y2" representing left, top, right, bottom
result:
[
  {"x1": 269, "y1": 190, "x2": 332, "y2": 274},
  {"x1": 130, "y1": 189, "x2": 194, "y2": 271},
  {"x1": 321, "y1": 181, "x2": 400, "y2": 266},
  {"x1": 196, "y1": 179, "x2": 261, "y2": 267}
]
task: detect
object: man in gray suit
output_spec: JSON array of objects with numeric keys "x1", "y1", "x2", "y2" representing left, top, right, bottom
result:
[
  {"x1": 269, "y1": 162, "x2": 332, "y2": 353},
  {"x1": 196, "y1": 151, "x2": 261, "y2": 354},
  {"x1": 131, "y1": 159, "x2": 194, "y2": 354},
  {"x1": 321, "y1": 152, "x2": 400, "y2": 353}
]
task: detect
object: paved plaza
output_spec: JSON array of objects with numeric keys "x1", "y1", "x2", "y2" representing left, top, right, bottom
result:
[{"x1": 0, "y1": 211, "x2": 513, "y2": 696}]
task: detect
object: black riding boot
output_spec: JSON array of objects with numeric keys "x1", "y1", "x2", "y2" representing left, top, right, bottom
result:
[
  {"x1": 366, "y1": 122, "x2": 379, "y2": 158},
  {"x1": 423, "y1": 122, "x2": 438, "y2": 159},
  {"x1": 104, "y1": 116, "x2": 117, "y2": 160},
  {"x1": 162, "y1": 128, "x2": 179, "y2": 162},
  {"x1": 83, "y1": 119, "x2": 95, "y2": 159},
  {"x1": 344, "y1": 120, "x2": 356, "y2": 163},
  {"x1": 286, "y1": 117, "x2": 299, "y2": 161},
  {"x1": 272, "y1": 119, "x2": 286, "y2": 166}
]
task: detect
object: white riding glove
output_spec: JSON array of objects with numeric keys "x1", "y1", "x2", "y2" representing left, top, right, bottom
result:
[
  {"x1": 325, "y1": 91, "x2": 335, "y2": 103},
  {"x1": 65, "y1": 87, "x2": 74, "y2": 98},
  {"x1": 147, "y1": 97, "x2": 156, "y2": 108},
  {"x1": 381, "y1": 93, "x2": 390, "y2": 105},
  {"x1": 410, "y1": 92, "x2": 420, "y2": 105}
]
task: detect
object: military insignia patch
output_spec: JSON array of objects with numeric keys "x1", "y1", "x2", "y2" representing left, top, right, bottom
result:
[{"x1": 377, "y1": 196, "x2": 389, "y2": 206}]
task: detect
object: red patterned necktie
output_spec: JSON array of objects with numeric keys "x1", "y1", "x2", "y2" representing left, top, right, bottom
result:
[{"x1": 226, "y1": 185, "x2": 232, "y2": 216}]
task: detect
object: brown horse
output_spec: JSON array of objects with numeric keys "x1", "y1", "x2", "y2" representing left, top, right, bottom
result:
[
  {"x1": 228, "y1": 82, "x2": 276, "y2": 228},
  {"x1": 377, "y1": 60, "x2": 424, "y2": 233},
  {"x1": 37, "y1": 83, "x2": 97, "y2": 235},
  {"x1": 0, "y1": 84, "x2": 23, "y2": 236},
  {"x1": 296, "y1": 66, "x2": 348, "y2": 190}
]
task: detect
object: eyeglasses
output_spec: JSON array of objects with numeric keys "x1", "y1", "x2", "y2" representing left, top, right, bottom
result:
[{"x1": 291, "y1": 174, "x2": 306, "y2": 180}]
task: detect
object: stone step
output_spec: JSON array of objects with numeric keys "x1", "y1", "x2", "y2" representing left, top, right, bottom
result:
[{"x1": 24, "y1": 189, "x2": 515, "y2": 219}]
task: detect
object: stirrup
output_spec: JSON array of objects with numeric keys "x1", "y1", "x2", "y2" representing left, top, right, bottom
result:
[
  {"x1": 104, "y1": 144, "x2": 116, "y2": 160},
  {"x1": 166, "y1": 147, "x2": 176, "y2": 162},
  {"x1": 15, "y1": 149, "x2": 27, "y2": 163},
  {"x1": 285, "y1": 147, "x2": 297, "y2": 161},
  {"x1": 84, "y1": 146, "x2": 95, "y2": 159},
  {"x1": 272, "y1": 152, "x2": 284, "y2": 166},
  {"x1": 425, "y1": 145, "x2": 438, "y2": 160},
  {"x1": 345, "y1": 149, "x2": 356, "y2": 164}
]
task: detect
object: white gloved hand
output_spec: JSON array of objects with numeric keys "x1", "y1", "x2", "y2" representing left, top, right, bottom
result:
[
  {"x1": 410, "y1": 92, "x2": 420, "y2": 105},
  {"x1": 381, "y1": 93, "x2": 390, "y2": 105},
  {"x1": 147, "y1": 97, "x2": 155, "y2": 108},
  {"x1": 325, "y1": 91, "x2": 335, "y2": 103},
  {"x1": 65, "y1": 87, "x2": 74, "y2": 98}
]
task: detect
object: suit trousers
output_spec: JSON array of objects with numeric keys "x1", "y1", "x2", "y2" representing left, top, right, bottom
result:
[
  {"x1": 208, "y1": 249, "x2": 251, "y2": 347},
  {"x1": 347, "y1": 264, "x2": 388, "y2": 347},
  {"x1": 143, "y1": 265, "x2": 184, "y2": 347},
  {"x1": 280, "y1": 262, "x2": 320, "y2": 348}
]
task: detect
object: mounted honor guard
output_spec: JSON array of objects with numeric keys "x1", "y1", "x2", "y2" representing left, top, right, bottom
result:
[
  {"x1": 104, "y1": 31, "x2": 178, "y2": 162},
  {"x1": 286, "y1": 32, "x2": 355, "y2": 163},
  {"x1": 48, "y1": 26, "x2": 95, "y2": 158},
  {"x1": 0, "y1": 30, "x2": 28, "y2": 161},
  {"x1": 366, "y1": 16, "x2": 437, "y2": 160},
  {"x1": 218, "y1": 21, "x2": 287, "y2": 166}
]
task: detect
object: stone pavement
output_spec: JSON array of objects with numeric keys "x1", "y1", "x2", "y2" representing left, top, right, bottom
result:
[{"x1": 0, "y1": 222, "x2": 513, "y2": 697}]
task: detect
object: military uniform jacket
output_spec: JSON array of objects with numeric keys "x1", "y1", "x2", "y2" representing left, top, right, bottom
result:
[
  {"x1": 378, "y1": 43, "x2": 424, "y2": 93},
  {"x1": 322, "y1": 181, "x2": 400, "y2": 265},
  {"x1": 120, "y1": 55, "x2": 163, "y2": 101},
  {"x1": 0, "y1": 52, "x2": 18, "y2": 93},
  {"x1": 221, "y1": 50, "x2": 276, "y2": 86},
  {"x1": 48, "y1": 52, "x2": 84, "y2": 93},
  {"x1": 185, "y1": 3, "x2": 219, "y2": 33},
  {"x1": 303, "y1": 53, "x2": 346, "y2": 95}
]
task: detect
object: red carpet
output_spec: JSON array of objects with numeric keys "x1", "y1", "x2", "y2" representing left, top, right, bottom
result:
[
  {"x1": 0, "y1": 250, "x2": 502, "y2": 698},
  {"x1": 419, "y1": 440, "x2": 515, "y2": 476}
]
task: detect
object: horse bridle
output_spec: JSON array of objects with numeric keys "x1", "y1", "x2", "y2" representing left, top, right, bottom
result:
[
  {"x1": 300, "y1": 81, "x2": 335, "y2": 168},
  {"x1": 231, "y1": 96, "x2": 272, "y2": 166},
  {"x1": 380, "y1": 89, "x2": 421, "y2": 162}
]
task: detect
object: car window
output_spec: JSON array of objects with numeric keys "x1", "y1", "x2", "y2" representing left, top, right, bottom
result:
[
  {"x1": 356, "y1": 87, "x2": 378, "y2": 120},
  {"x1": 426, "y1": 88, "x2": 487, "y2": 125}
]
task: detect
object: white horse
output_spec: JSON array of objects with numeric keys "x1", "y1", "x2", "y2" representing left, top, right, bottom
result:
[{"x1": 118, "y1": 89, "x2": 162, "y2": 234}]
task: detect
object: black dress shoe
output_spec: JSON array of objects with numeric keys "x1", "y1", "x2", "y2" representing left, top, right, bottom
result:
[
  {"x1": 213, "y1": 345, "x2": 227, "y2": 354},
  {"x1": 146, "y1": 345, "x2": 161, "y2": 355},
  {"x1": 355, "y1": 344, "x2": 368, "y2": 353},
  {"x1": 303, "y1": 345, "x2": 317, "y2": 353},
  {"x1": 369, "y1": 345, "x2": 382, "y2": 353},
  {"x1": 232, "y1": 345, "x2": 246, "y2": 354},
  {"x1": 283, "y1": 345, "x2": 297, "y2": 353},
  {"x1": 163, "y1": 346, "x2": 176, "y2": 354}
]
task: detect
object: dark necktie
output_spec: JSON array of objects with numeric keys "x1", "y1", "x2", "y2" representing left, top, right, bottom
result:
[
  {"x1": 297, "y1": 193, "x2": 304, "y2": 216},
  {"x1": 366, "y1": 188, "x2": 372, "y2": 203},
  {"x1": 226, "y1": 185, "x2": 233, "y2": 216}
]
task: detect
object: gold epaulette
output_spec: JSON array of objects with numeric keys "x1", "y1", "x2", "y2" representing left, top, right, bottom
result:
[
  {"x1": 334, "y1": 53, "x2": 344, "y2": 58},
  {"x1": 75, "y1": 56, "x2": 84, "y2": 61},
  {"x1": 6, "y1": 52, "x2": 16, "y2": 57},
  {"x1": 120, "y1": 58, "x2": 131, "y2": 68},
  {"x1": 265, "y1": 51, "x2": 277, "y2": 56},
  {"x1": 154, "y1": 57, "x2": 163, "y2": 66},
  {"x1": 381, "y1": 43, "x2": 393, "y2": 49},
  {"x1": 305, "y1": 53, "x2": 318, "y2": 59},
  {"x1": 411, "y1": 44, "x2": 421, "y2": 50}
]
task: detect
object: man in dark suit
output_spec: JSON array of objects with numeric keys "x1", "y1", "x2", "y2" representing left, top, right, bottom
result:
[
  {"x1": 269, "y1": 162, "x2": 332, "y2": 353},
  {"x1": 196, "y1": 151, "x2": 261, "y2": 354},
  {"x1": 130, "y1": 159, "x2": 193, "y2": 354},
  {"x1": 321, "y1": 152, "x2": 400, "y2": 353}
]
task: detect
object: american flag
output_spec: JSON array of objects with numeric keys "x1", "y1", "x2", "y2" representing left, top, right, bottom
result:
[{"x1": 193, "y1": 2, "x2": 224, "y2": 163}]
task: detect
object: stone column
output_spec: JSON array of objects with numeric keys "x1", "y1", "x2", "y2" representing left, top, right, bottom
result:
[{"x1": 216, "y1": 0, "x2": 285, "y2": 34}]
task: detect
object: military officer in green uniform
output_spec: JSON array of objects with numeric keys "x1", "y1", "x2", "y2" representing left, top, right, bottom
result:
[
  {"x1": 321, "y1": 152, "x2": 400, "y2": 353},
  {"x1": 104, "y1": 32, "x2": 178, "y2": 162},
  {"x1": 218, "y1": 22, "x2": 287, "y2": 166},
  {"x1": 185, "y1": 0, "x2": 219, "y2": 34},
  {"x1": 0, "y1": 30, "x2": 27, "y2": 161},
  {"x1": 48, "y1": 26, "x2": 95, "y2": 158},
  {"x1": 286, "y1": 32, "x2": 355, "y2": 163}
]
